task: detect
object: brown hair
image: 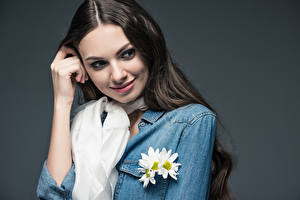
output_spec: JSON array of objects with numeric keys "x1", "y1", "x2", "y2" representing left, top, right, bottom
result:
[{"x1": 57, "y1": 0, "x2": 235, "y2": 199}]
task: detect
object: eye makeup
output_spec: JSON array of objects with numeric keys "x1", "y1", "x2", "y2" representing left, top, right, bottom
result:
[
  {"x1": 89, "y1": 48, "x2": 136, "y2": 69},
  {"x1": 121, "y1": 48, "x2": 135, "y2": 59}
]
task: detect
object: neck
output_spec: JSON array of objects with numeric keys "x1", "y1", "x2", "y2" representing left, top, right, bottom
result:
[
  {"x1": 111, "y1": 95, "x2": 148, "y2": 115},
  {"x1": 127, "y1": 109, "x2": 145, "y2": 139},
  {"x1": 128, "y1": 109, "x2": 144, "y2": 124}
]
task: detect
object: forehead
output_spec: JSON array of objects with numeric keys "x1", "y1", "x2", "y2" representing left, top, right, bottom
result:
[{"x1": 78, "y1": 24, "x2": 130, "y2": 58}]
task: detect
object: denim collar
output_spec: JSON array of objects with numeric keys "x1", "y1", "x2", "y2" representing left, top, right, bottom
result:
[
  {"x1": 101, "y1": 108, "x2": 166, "y2": 125},
  {"x1": 141, "y1": 109, "x2": 166, "y2": 124}
]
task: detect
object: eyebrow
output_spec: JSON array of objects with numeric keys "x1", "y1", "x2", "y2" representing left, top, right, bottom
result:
[{"x1": 85, "y1": 42, "x2": 131, "y2": 61}]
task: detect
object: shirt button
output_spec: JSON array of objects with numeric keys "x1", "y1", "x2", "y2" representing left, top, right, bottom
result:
[{"x1": 140, "y1": 122, "x2": 145, "y2": 127}]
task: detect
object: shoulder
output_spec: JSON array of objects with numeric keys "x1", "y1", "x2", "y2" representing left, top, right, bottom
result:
[
  {"x1": 167, "y1": 104, "x2": 217, "y2": 141},
  {"x1": 165, "y1": 103, "x2": 216, "y2": 125}
]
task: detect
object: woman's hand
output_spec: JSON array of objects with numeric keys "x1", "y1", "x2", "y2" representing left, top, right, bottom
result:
[{"x1": 50, "y1": 45, "x2": 89, "y2": 105}]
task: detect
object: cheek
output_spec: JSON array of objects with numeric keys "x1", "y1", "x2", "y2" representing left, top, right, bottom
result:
[
  {"x1": 87, "y1": 70, "x2": 108, "y2": 87},
  {"x1": 137, "y1": 61, "x2": 149, "y2": 77},
  {"x1": 128, "y1": 59, "x2": 148, "y2": 75},
  {"x1": 142, "y1": 68, "x2": 149, "y2": 82}
]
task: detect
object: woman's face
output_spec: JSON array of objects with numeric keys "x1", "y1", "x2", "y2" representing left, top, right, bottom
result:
[{"x1": 78, "y1": 24, "x2": 149, "y2": 104}]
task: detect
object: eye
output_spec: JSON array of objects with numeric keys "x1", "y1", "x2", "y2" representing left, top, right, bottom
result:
[
  {"x1": 121, "y1": 48, "x2": 135, "y2": 59},
  {"x1": 90, "y1": 60, "x2": 107, "y2": 69}
]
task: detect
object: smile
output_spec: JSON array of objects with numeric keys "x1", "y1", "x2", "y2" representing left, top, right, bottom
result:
[{"x1": 111, "y1": 79, "x2": 135, "y2": 93}]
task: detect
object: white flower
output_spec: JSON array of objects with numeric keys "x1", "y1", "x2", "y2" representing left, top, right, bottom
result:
[
  {"x1": 138, "y1": 146, "x2": 181, "y2": 188},
  {"x1": 138, "y1": 146, "x2": 160, "y2": 188},
  {"x1": 138, "y1": 168, "x2": 156, "y2": 188},
  {"x1": 158, "y1": 148, "x2": 181, "y2": 180}
]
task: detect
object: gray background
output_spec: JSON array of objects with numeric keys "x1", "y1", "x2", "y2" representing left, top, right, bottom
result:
[{"x1": 0, "y1": 0, "x2": 299, "y2": 199}]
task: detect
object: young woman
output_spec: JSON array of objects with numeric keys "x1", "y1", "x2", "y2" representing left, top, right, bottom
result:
[{"x1": 36, "y1": 0, "x2": 234, "y2": 199}]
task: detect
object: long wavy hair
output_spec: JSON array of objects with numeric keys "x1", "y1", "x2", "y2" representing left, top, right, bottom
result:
[{"x1": 56, "y1": 0, "x2": 235, "y2": 199}]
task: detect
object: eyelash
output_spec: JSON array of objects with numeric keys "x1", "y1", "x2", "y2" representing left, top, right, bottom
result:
[{"x1": 90, "y1": 48, "x2": 136, "y2": 69}]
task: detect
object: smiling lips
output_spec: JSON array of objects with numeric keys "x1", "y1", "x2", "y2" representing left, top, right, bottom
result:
[{"x1": 111, "y1": 79, "x2": 135, "y2": 93}]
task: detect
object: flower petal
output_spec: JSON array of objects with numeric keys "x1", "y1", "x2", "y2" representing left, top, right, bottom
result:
[
  {"x1": 149, "y1": 169, "x2": 156, "y2": 177},
  {"x1": 148, "y1": 146, "x2": 154, "y2": 156},
  {"x1": 150, "y1": 177, "x2": 156, "y2": 184},
  {"x1": 162, "y1": 171, "x2": 168, "y2": 179},
  {"x1": 169, "y1": 172, "x2": 178, "y2": 180},
  {"x1": 167, "y1": 149, "x2": 172, "y2": 157},
  {"x1": 139, "y1": 160, "x2": 150, "y2": 168},
  {"x1": 155, "y1": 148, "x2": 160, "y2": 155},
  {"x1": 138, "y1": 168, "x2": 146, "y2": 173},
  {"x1": 169, "y1": 152, "x2": 178, "y2": 162},
  {"x1": 143, "y1": 178, "x2": 150, "y2": 188},
  {"x1": 141, "y1": 153, "x2": 149, "y2": 160},
  {"x1": 139, "y1": 174, "x2": 146, "y2": 182}
]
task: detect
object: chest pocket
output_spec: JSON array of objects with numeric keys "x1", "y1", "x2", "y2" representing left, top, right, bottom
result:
[
  {"x1": 117, "y1": 160, "x2": 143, "y2": 178},
  {"x1": 115, "y1": 160, "x2": 169, "y2": 200}
]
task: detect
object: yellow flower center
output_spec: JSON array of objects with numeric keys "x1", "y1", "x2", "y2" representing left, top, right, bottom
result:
[
  {"x1": 163, "y1": 161, "x2": 172, "y2": 170},
  {"x1": 151, "y1": 161, "x2": 159, "y2": 170},
  {"x1": 146, "y1": 169, "x2": 150, "y2": 178}
]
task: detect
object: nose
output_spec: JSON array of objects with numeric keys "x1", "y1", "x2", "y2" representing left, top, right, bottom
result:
[{"x1": 110, "y1": 60, "x2": 127, "y2": 84}]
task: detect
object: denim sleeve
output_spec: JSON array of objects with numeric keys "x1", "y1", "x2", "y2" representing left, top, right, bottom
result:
[
  {"x1": 165, "y1": 113, "x2": 216, "y2": 200},
  {"x1": 36, "y1": 159, "x2": 75, "y2": 200}
]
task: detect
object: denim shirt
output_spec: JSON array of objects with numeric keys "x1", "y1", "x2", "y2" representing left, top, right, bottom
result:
[{"x1": 36, "y1": 103, "x2": 216, "y2": 200}]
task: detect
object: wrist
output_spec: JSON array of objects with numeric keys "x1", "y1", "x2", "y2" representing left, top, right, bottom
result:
[{"x1": 54, "y1": 98, "x2": 73, "y2": 110}]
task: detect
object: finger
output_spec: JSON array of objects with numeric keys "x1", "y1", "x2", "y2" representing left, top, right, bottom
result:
[
  {"x1": 82, "y1": 67, "x2": 88, "y2": 82},
  {"x1": 65, "y1": 60, "x2": 84, "y2": 83},
  {"x1": 74, "y1": 65, "x2": 83, "y2": 82},
  {"x1": 58, "y1": 59, "x2": 83, "y2": 81},
  {"x1": 79, "y1": 68, "x2": 84, "y2": 83},
  {"x1": 80, "y1": 72, "x2": 85, "y2": 83},
  {"x1": 79, "y1": 64, "x2": 88, "y2": 83},
  {"x1": 51, "y1": 57, "x2": 80, "y2": 72},
  {"x1": 63, "y1": 46, "x2": 78, "y2": 57},
  {"x1": 54, "y1": 56, "x2": 79, "y2": 66},
  {"x1": 60, "y1": 58, "x2": 86, "y2": 84},
  {"x1": 53, "y1": 46, "x2": 67, "y2": 63},
  {"x1": 76, "y1": 63, "x2": 85, "y2": 83},
  {"x1": 53, "y1": 46, "x2": 78, "y2": 63}
]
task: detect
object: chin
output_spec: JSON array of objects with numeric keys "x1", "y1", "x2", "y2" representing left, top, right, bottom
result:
[{"x1": 114, "y1": 91, "x2": 142, "y2": 104}]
